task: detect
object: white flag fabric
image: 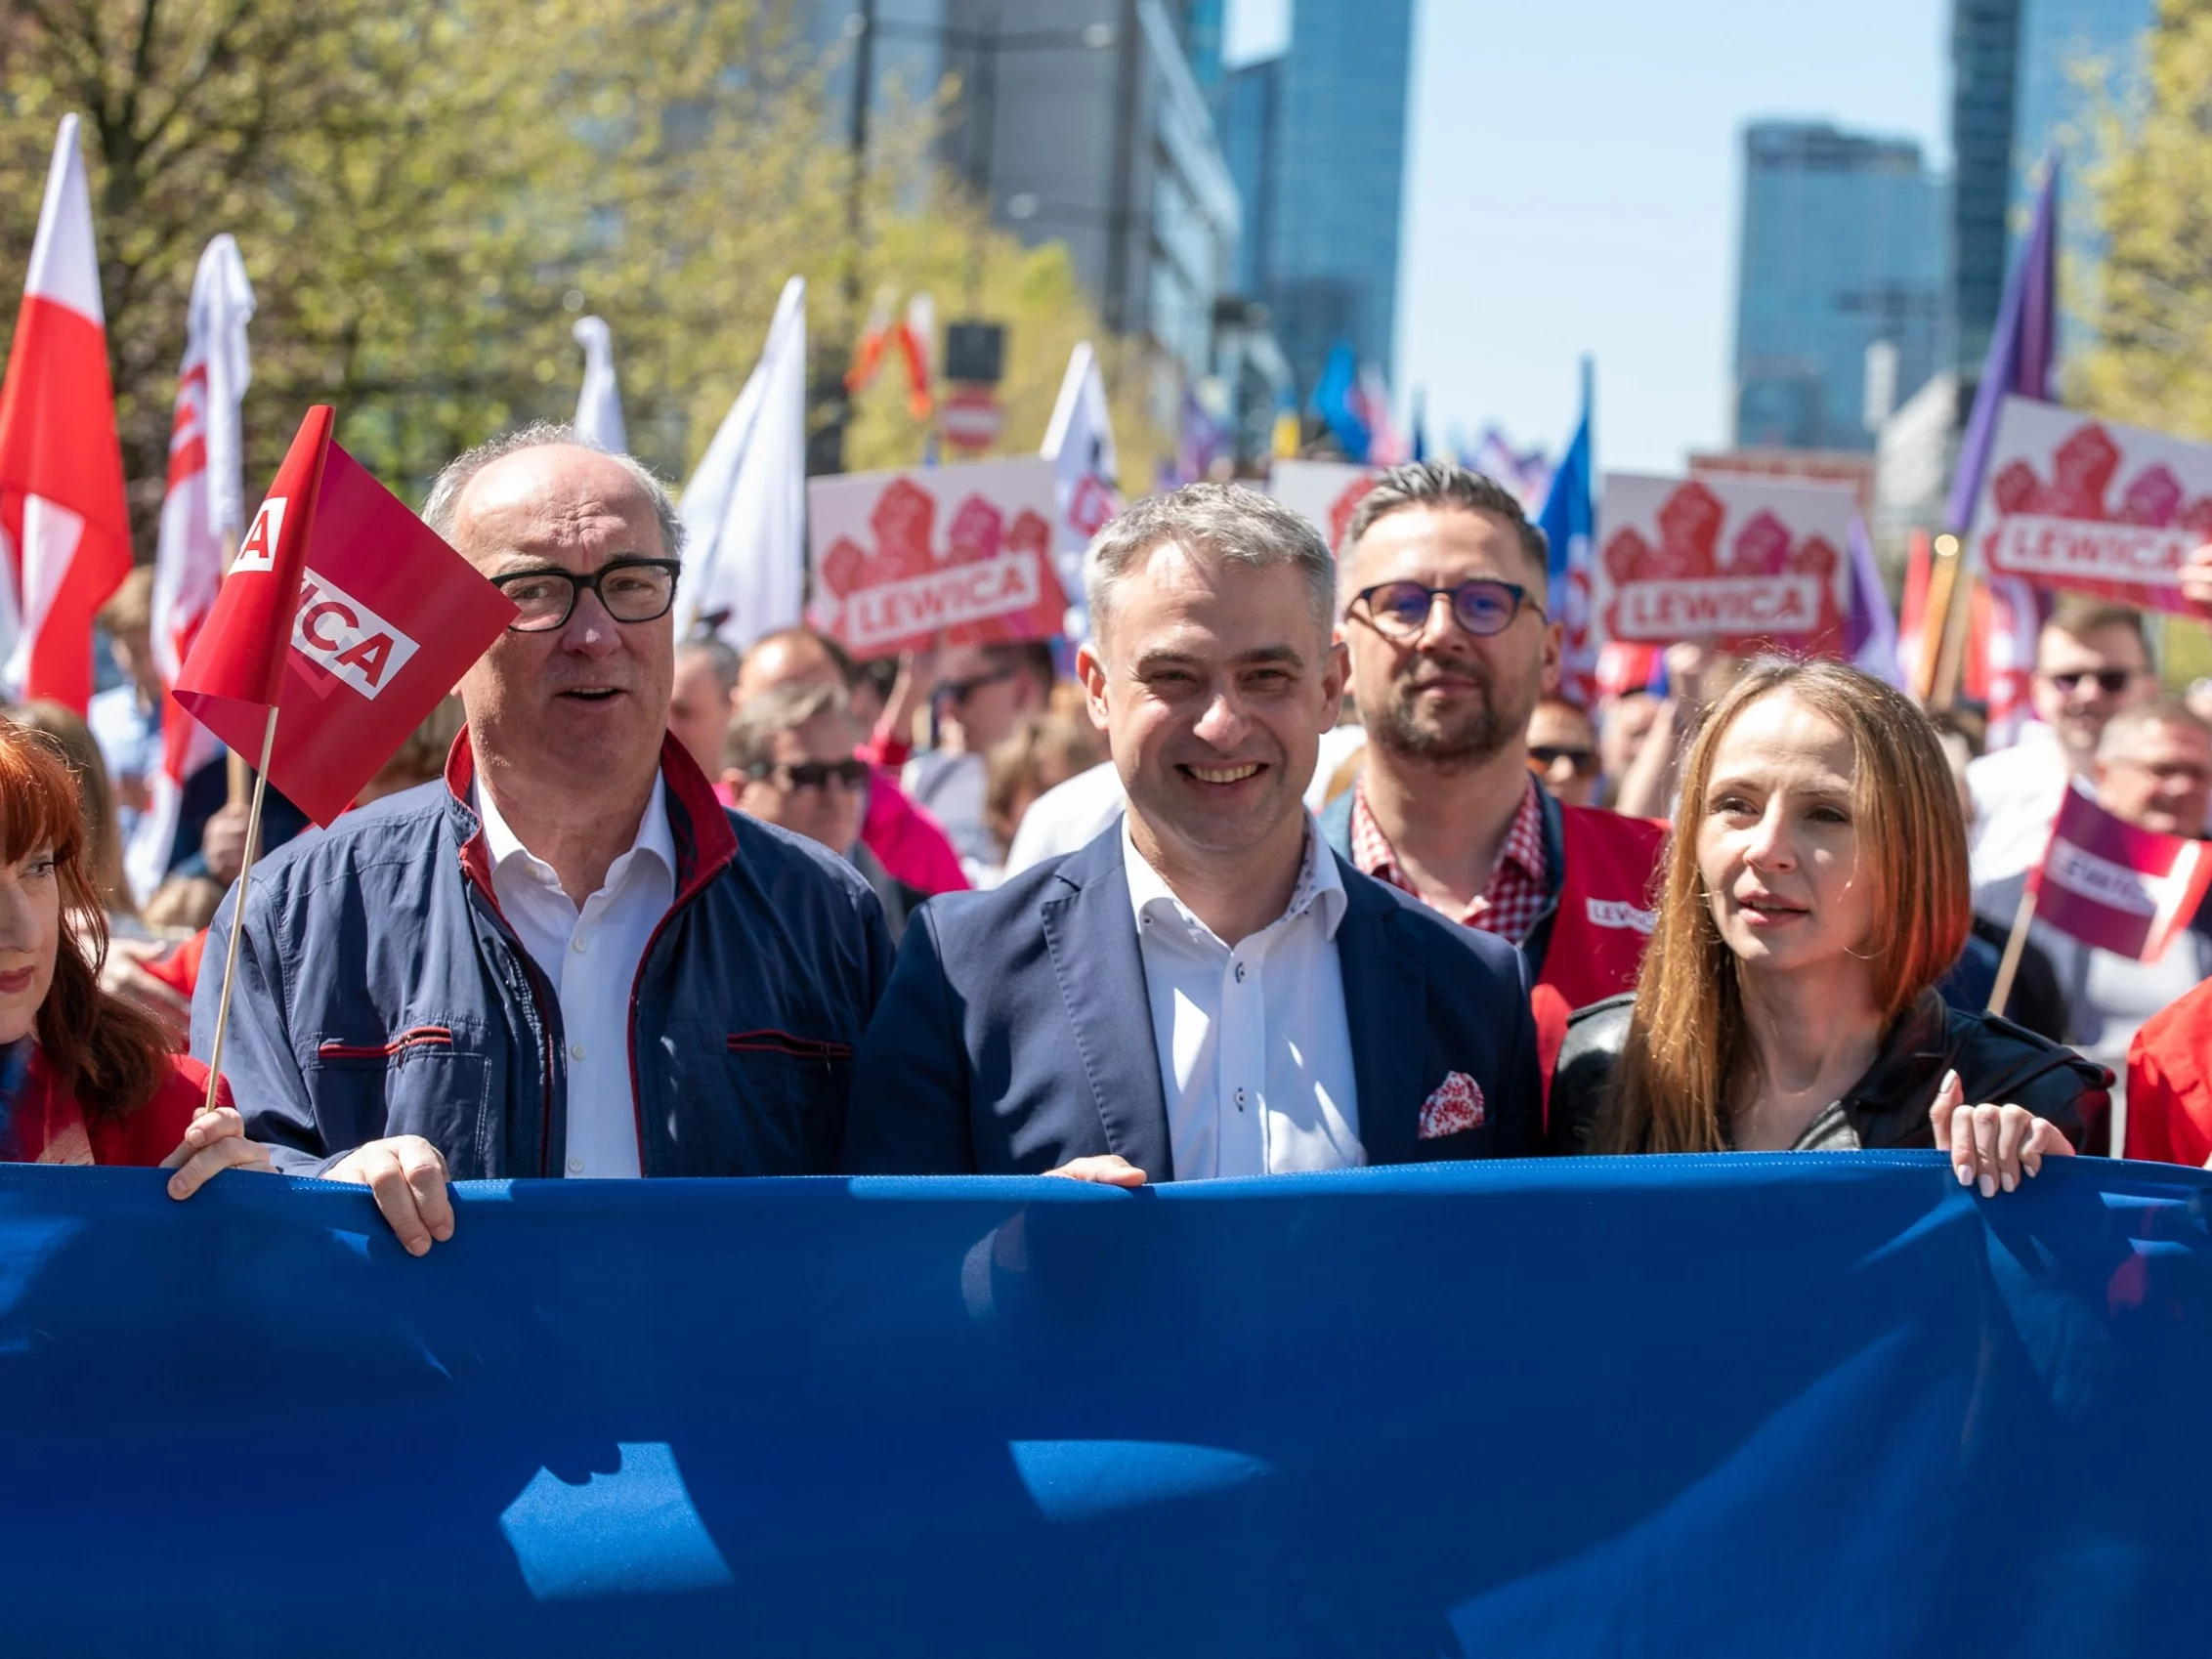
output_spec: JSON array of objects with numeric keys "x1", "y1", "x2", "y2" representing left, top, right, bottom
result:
[
  {"x1": 571, "y1": 316, "x2": 628, "y2": 455},
  {"x1": 1041, "y1": 341, "x2": 1122, "y2": 640},
  {"x1": 676, "y1": 276, "x2": 807, "y2": 651},
  {"x1": 131, "y1": 233, "x2": 255, "y2": 903}
]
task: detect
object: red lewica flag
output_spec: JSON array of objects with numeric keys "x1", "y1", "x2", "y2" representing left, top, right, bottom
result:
[
  {"x1": 174, "y1": 409, "x2": 517, "y2": 825},
  {"x1": 2028, "y1": 786, "x2": 2212, "y2": 961},
  {"x1": 0, "y1": 115, "x2": 133, "y2": 711}
]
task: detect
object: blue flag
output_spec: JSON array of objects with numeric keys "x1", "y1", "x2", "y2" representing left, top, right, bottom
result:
[
  {"x1": 1534, "y1": 359, "x2": 1597, "y2": 703},
  {"x1": 1309, "y1": 341, "x2": 1371, "y2": 463}
]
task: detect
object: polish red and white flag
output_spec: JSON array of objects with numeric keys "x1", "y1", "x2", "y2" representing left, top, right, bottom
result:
[
  {"x1": 0, "y1": 115, "x2": 133, "y2": 712},
  {"x1": 125, "y1": 234, "x2": 256, "y2": 904}
]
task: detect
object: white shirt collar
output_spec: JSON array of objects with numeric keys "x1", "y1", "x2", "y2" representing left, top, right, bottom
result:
[
  {"x1": 476, "y1": 768, "x2": 675, "y2": 892},
  {"x1": 1122, "y1": 810, "x2": 1347, "y2": 946}
]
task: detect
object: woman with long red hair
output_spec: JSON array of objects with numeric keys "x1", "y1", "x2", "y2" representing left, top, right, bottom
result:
[
  {"x1": 1553, "y1": 659, "x2": 2107, "y2": 1182},
  {"x1": 0, "y1": 721, "x2": 265, "y2": 1192}
]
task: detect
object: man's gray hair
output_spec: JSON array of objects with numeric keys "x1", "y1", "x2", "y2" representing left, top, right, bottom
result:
[
  {"x1": 421, "y1": 420, "x2": 686, "y2": 560},
  {"x1": 2099, "y1": 695, "x2": 2212, "y2": 761},
  {"x1": 1340, "y1": 460, "x2": 1550, "y2": 604},
  {"x1": 1084, "y1": 482, "x2": 1335, "y2": 643},
  {"x1": 726, "y1": 682, "x2": 849, "y2": 775}
]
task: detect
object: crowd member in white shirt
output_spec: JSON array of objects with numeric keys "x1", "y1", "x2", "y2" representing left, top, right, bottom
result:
[
  {"x1": 1967, "y1": 601, "x2": 2153, "y2": 893},
  {"x1": 1974, "y1": 699, "x2": 2212, "y2": 1140},
  {"x1": 845, "y1": 482, "x2": 1542, "y2": 1181}
]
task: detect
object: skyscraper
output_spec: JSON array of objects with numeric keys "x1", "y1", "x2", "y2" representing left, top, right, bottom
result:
[
  {"x1": 1214, "y1": 0, "x2": 1415, "y2": 401},
  {"x1": 1948, "y1": 0, "x2": 2155, "y2": 383},
  {"x1": 1732, "y1": 122, "x2": 1947, "y2": 453}
]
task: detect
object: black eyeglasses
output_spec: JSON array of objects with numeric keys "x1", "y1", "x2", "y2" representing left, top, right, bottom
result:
[
  {"x1": 1349, "y1": 578, "x2": 1546, "y2": 641},
  {"x1": 489, "y1": 557, "x2": 681, "y2": 633},
  {"x1": 1528, "y1": 745, "x2": 1600, "y2": 779},
  {"x1": 2041, "y1": 668, "x2": 2138, "y2": 696},
  {"x1": 746, "y1": 758, "x2": 872, "y2": 792}
]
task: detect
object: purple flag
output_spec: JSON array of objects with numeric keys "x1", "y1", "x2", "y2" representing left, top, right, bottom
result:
[
  {"x1": 1845, "y1": 516, "x2": 1903, "y2": 687},
  {"x1": 1946, "y1": 159, "x2": 2059, "y2": 532}
]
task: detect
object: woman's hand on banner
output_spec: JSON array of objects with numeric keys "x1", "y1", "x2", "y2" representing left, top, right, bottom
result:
[
  {"x1": 1042, "y1": 1154, "x2": 1148, "y2": 1188},
  {"x1": 1929, "y1": 1069, "x2": 2072, "y2": 1197},
  {"x1": 324, "y1": 1134, "x2": 455, "y2": 1255},
  {"x1": 161, "y1": 1106, "x2": 275, "y2": 1199}
]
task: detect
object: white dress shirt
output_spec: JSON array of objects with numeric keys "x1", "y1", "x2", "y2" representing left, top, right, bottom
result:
[
  {"x1": 1967, "y1": 721, "x2": 2071, "y2": 895},
  {"x1": 477, "y1": 774, "x2": 675, "y2": 1179},
  {"x1": 1124, "y1": 816, "x2": 1361, "y2": 1179}
]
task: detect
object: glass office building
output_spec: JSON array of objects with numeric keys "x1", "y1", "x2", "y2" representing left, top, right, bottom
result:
[{"x1": 1732, "y1": 122, "x2": 1946, "y2": 452}]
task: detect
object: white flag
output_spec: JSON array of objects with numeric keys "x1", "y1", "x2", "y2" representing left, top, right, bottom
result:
[
  {"x1": 132, "y1": 233, "x2": 255, "y2": 904},
  {"x1": 571, "y1": 315, "x2": 628, "y2": 454},
  {"x1": 1041, "y1": 341, "x2": 1122, "y2": 640},
  {"x1": 676, "y1": 276, "x2": 807, "y2": 650}
]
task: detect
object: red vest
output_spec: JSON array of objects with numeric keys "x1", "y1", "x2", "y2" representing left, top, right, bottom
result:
[{"x1": 1530, "y1": 804, "x2": 1667, "y2": 1089}]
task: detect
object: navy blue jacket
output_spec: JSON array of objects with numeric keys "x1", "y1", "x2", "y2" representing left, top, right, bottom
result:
[
  {"x1": 191, "y1": 733, "x2": 892, "y2": 1178},
  {"x1": 844, "y1": 821, "x2": 1544, "y2": 1177}
]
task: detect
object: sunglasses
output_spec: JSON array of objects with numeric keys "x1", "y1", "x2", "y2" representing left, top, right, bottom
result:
[
  {"x1": 746, "y1": 759, "x2": 871, "y2": 792},
  {"x1": 1528, "y1": 745, "x2": 1599, "y2": 779},
  {"x1": 1349, "y1": 578, "x2": 1545, "y2": 641},
  {"x1": 2042, "y1": 668, "x2": 2137, "y2": 696},
  {"x1": 933, "y1": 664, "x2": 1024, "y2": 704}
]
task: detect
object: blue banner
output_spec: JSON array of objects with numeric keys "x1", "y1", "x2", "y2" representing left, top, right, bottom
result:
[{"x1": 2, "y1": 1155, "x2": 2208, "y2": 1655}]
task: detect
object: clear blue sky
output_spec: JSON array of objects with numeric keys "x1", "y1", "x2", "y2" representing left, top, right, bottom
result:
[{"x1": 1229, "y1": 0, "x2": 1949, "y2": 473}]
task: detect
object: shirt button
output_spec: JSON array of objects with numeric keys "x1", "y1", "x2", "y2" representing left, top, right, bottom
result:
[
  {"x1": 1235, "y1": 1086, "x2": 1248, "y2": 1110},
  {"x1": 572, "y1": 935, "x2": 587, "y2": 954},
  {"x1": 569, "y1": 1041, "x2": 585, "y2": 1061},
  {"x1": 1234, "y1": 961, "x2": 1247, "y2": 983},
  {"x1": 567, "y1": 1157, "x2": 584, "y2": 1174}
]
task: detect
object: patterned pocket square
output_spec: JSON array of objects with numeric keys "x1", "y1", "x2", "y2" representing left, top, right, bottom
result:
[{"x1": 1418, "y1": 1071, "x2": 1485, "y2": 1139}]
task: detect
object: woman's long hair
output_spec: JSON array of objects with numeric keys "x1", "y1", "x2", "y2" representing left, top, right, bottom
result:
[
  {"x1": 0, "y1": 726, "x2": 169, "y2": 1122},
  {"x1": 17, "y1": 702, "x2": 137, "y2": 920},
  {"x1": 1595, "y1": 659, "x2": 1970, "y2": 1154}
]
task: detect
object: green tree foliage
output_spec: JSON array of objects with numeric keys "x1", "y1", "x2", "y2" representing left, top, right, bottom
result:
[
  {"x1": 2071, "y1": 0, "x2": 2212, "y2": 438},
  {"x1": 0, "y1": 0, "x2": 1165, "y2": 541}
]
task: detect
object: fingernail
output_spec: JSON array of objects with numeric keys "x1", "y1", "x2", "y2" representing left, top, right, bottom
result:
[
  {"x1": 1956, "y1": 1163, "x2": 1974, "y2": 1186},
  {"x1": 1979, "y1": 1173, "x2": 1996, "y2": 1198},
  {"x1": 408, "y1": 1239, "x2": 429, "y2": 1256},
  {"x1": 167, "y1": 1178, "x2": 186, "y2": 1199},
  {"x1": 1941, "y1": 1069, "x2": 1960, "y2": 1094},
  {"x1": 2002, "y1": 1171, "x2": 2017, "y2": 1193}
]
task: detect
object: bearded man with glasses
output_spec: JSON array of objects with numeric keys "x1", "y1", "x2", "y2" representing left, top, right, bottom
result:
[
  {"x1": 195, "y1": 425, "x2": 891, "y2": 1253},
  {"x1": 1319, "y1": 461, "x2": 1667, "y2": 1085}
]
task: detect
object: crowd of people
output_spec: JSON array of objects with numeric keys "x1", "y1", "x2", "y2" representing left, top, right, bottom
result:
[{"x1": 15, "y1": 431, "x2": 2212, "y2": 1250}]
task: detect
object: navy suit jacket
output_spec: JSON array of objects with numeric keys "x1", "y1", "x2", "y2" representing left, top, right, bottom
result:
[{"x1": 844, "y1": 821, "x2": 1544, "y2": 1177}]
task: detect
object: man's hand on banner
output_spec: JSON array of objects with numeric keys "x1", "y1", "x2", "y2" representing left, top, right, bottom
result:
[
  {"x1": 1042, "y1": 1154, "x2": 1148, "y2": 1188},
  {"x1": 324, "y1": 1135, "x2": 454, "y2": 1255},
  {"x1": 161, "y1": 1107, "x2": 274, "y2": 1199},
  {"x1": 1929, "y1": 1069, "x2": 2073, "y2": 1197},
  {"x1": 2182, "y1": 543, "x2": 2212, "y2": 617}
]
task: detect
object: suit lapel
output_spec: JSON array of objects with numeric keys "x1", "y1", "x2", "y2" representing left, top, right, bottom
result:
[
  {"x1": 1040, "y1": 827, "x2": 1175, "y2": 1180},
  {"x1": 1336, "y1": 857, "x2": 1425, "y2": 1168}
]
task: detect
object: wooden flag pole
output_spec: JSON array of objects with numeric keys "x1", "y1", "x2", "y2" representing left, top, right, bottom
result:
[
  {"x1": 199, "y1": 702, "x2": 279, "y2": 1116},
  {"x1": 1987, "y1": 881, "x2": 2040, "y2": 1021},
  {"x1": 216, "y1": 527, "x2": 251, "y2": 808},
  {"x1": 1913, "y1": 533, "x2": 1960, "y2": 702}
]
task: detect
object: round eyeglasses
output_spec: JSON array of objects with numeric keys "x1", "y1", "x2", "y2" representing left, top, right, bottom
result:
[
  {"x1": 489, "y1": 557, "x2": 682, "y2": 633},
  {"x1": 1348, "y1": 578, "x2": 1545, "y2": 642}
]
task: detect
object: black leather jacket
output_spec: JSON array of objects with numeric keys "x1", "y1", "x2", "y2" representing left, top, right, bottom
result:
[{"x1": 1549, "y1": 989, "x2": 2113, "y2": 1157}]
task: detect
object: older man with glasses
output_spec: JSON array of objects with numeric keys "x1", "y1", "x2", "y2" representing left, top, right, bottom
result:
[
  {"x1": 1318, "y1": 461, "x2": 1667, "y2": 1085},
  {"x1": 193, "y1": 425, "x2": 892, "y2": 1252}
]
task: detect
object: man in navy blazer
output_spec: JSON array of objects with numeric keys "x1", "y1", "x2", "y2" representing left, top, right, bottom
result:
[{"x1": 846, "y1": 483, "x2": 1542, "y2": 1182}]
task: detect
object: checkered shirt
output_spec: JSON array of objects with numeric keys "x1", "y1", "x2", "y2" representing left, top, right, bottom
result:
[{"x1": 1349, "y1": 773, "x2": 1550, "y2": 945}]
